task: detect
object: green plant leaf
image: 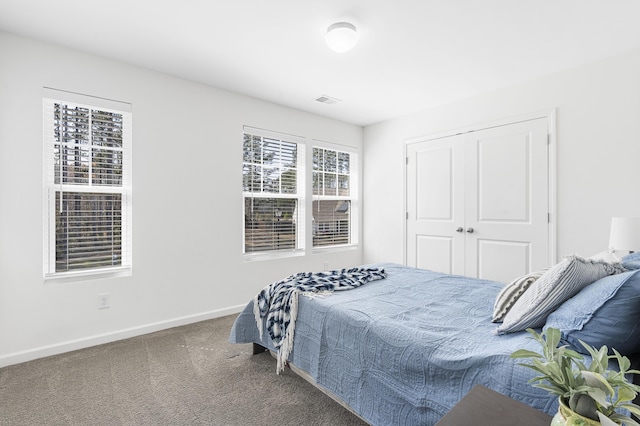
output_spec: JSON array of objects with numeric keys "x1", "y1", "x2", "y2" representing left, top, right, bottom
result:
[
  {"x1": 614, "y1": 349, "x2": 631, "y2": 372},
  {"x1": 563, "y1": 347, "x2": 586, "y2": 361},
  {"x1": 534, "y1": 383, "x2": 567, "y2": 396},
  {"x1": 547, "y1": 362, "x2": 563, "y2": 378},
  {"x1": 569, "y1": 393, "x2": 598, "y2": 419},
  {"x1": 546, "y1": 327, "x2": 561, "y2": 349},
  {"x1": 579, "y1": 340, "x2": 608, "y2": 373},
  {"x1": 585, "y1": 387, "x2": 610, "y2": 409},
  {"x1": 617, "y1": 386, "x2": 637, "y2": 403},
  {"x1": 598, "y1": 347, "x2": 609, "y2": 370},
  {"x1": 510, "y1": 349, "x2": 542, "y2": 359},
  {"x1": 622, "y1": 402, "x2": 640, "y2": 417},
  {"x1": 607, "y1": 412, "x2": 640, "y2": 426},
  {"x1": 565, "y1": 366, "x2": 577, "y2": 388},
  {"x1": 597, "y1": 412, "x2": 620, "y2": 426},
  {"x1": 581, "y1": 371, "x2": 614, "y2": 396}
]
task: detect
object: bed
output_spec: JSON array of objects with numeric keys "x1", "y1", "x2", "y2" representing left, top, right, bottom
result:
[{"x1": 229, "y1": 260, "x2": 640, "y2": 426}]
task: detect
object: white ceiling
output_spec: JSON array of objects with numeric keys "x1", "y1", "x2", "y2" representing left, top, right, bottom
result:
[{"x1": 1, "y1": 0, "x2": 640, "y2": 126}]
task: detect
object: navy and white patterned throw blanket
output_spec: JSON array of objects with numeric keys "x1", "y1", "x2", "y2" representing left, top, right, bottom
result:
[{"x1": 253, "y1": 267, "x2": 387, "y2": 373}]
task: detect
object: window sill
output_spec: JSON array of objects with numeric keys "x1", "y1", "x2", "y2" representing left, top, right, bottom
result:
[
  {"x1": 242, "y1": 244, "x2": 359, "y2": 263},
  {"x1": 312, "y1": 244, "x2": 358, "y2": 255},
  {"x1": 44, "y1": 266, "x2": 132, "y2": 284},
  {"x1": 242, "y1": 250, "x2": 306, "y2": 263}
]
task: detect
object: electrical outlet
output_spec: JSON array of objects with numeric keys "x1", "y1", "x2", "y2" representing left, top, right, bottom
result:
[
  {"x1": 97, "y1": 293, "x2": 110, "y2": 310},
  {"x1": 323, "y1": 261, "x2": 329, "y2": 271}
]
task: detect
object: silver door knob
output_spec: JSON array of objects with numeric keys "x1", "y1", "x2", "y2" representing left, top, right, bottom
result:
[
  {"x1": 455, "y1": 227, "x2": 464, "y2": 233},
  {"x1": 466, "y1": 227, "x2": 474, "y2": 233}
]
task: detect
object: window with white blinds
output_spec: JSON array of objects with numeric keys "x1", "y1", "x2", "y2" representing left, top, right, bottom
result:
[
  {"x1": 242, "y1": 127, "x2": 305, "y2": 254},
  {"x1": 312, "y1": 146, "x2": 354, "y2": 247},
  {"x1": 43, "y1": 89, "x2": 132, "y2": 279}
]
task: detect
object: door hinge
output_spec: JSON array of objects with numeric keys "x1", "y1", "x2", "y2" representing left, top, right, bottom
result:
[
  {"x1": 548, "y1": 212, "x2": 551, "y2": 223},
  {"x1": 406, "y1": 156, "x2": 409, "y2": 165},
  {"x1": 406, "y1": 212, "x2": 409, "y2": 220}
]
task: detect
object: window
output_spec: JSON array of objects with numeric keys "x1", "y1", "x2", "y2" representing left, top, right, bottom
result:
[
  {"x1": 242, "y1": 127, "x2": 305, "y2": 255},
  {"x1": 43, "y1": 89, "x2": 132, "y2": 279},
  {"x1": 312, "y1": 146, "x2": 355, "y2": 248}
]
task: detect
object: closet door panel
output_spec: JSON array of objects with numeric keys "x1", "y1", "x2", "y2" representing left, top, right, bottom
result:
[
  {"x1": 476, "y1": 132, "x2": 529, "y2": 222},
  {"x1": 465, "y1": 118, "x2": 549, "y2": 281},
  {"x1": 476, "y1": 239, "x2": 531, "y2": 284},
  {"x1": 406, "y1": 136, "x2": 465, "y2": 274},
  {"x1": 415, "y1": 235, "x2": 453, "y2": 274},
  {"x1": 416, "y1": 148, "x2": 453, "y2": 220}
]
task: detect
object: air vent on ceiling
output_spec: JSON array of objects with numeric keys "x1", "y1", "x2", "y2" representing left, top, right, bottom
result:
[{"x1": 315, "y1": 95, "x2": 340, "y2": 105}]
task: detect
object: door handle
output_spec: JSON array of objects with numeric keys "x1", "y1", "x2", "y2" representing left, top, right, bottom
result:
[
  {"x1": 455, "y1": 227, "x2": 464, "y2": 233},
  {"x1": 466, "y1": 227, "x2": 474, "y2": 233}
]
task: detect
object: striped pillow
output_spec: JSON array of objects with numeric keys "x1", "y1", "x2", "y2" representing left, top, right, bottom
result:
[
  {"x1": 492, "y1": 270, "x2": 545, "y2": 322},
  {"x1": 495, "y1": 255, "x2": 625, "y2": 334}
]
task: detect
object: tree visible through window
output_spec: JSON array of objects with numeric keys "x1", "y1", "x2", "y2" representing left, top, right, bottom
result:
[
  {"x1": 44, "y1": 91, "x2": 132, "y2": 277},
  {"x1": 313, "y1": 147, "x2": 352, "y2": 247},
  {"x1": 242, "y1": 129, "x2": 303, "y2": 254}
]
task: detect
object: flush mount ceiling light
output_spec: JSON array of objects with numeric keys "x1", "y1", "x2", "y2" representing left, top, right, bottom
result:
[{"x1": 325, "y1": 22, "x2": 358, "y2": 53}]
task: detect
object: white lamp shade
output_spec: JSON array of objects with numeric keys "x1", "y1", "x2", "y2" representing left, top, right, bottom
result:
[
  {"x1": 325, "y1": 22, "x2": 358, "y2": 53},
  {"x1": 609, "y1": 217, "x2": 640, "y2": 251}
]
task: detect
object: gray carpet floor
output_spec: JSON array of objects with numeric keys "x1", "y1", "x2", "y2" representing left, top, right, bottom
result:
[{"x1": 0, "y1": 314, "x2": 368, "y2": 425}]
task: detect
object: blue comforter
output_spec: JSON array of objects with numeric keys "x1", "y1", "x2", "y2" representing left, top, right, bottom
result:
[{"x1": 229, "y1": 263, "x2": 558, "y2": 425}]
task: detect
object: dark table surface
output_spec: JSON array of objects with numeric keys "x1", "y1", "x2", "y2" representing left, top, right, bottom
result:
[{"x1": 435, "y1": 384, "x2": 553, "y2": 426}]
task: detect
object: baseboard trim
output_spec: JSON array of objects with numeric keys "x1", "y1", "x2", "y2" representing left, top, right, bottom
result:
[{"x1": 0, "y1": 304, "x2": 246, "y2": 368}]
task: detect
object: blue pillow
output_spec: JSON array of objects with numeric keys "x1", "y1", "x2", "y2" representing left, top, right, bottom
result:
[
  {"x1": 544, "y1": 269, "x2": 640, "y2": 355},
  {"x1": 622, "y1": 251, "x2": 640, "y2": 270}
]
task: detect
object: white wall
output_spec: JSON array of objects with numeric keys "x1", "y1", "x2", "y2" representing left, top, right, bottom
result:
[
  {"x1": 0, "y1": 32, "x2": 363, "y2": 366},
  {"x1": 4, "y1": 30, "x2": 640, "y2": 368},
  {"x1": 363, "y1": 48, "x2": 640, "y2": 266}
]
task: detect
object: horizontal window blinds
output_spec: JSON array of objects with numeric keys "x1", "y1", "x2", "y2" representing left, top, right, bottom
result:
[
  {"x1": 55, "y1": 192, "x2": 123, "y2": 272},
  {"x1": 53, "y1": 104, "x2": 124, "y2": 187},
  {"x1": 312, "y1": 147, "x2": 352, "y2": 248},
  {"x1": 312, "y1": 200, "x2": 350, "y2": 247},
  {"x1": 244, "y1": 198, "x2": 297, "y2": 252},
  {"x1": 243, "y1": 127, "x2": 305, "y2": 254},
  {"x1": 313, "y1": 148, "x2": 350, "y2": 197},
  {"x1": 243, "y1": 133, "x2": 298, "y2": 194},
  {"x1": 44, "y1": 89, "x2": 132, "y2": 277}
]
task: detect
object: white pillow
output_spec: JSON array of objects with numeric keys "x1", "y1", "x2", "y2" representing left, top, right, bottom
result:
[
  {"x1": 495, "y1": 255, "x2": 625, "y2": 334},
  {"x1": 492, "y1": 270, "x2": 545, "y2": 322},
  {"x1": 589, "y1": 250, "x2": 627, "y2": 264}
]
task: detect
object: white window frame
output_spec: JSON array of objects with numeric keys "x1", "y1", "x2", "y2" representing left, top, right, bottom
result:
[
  {"x1": 242, "y1": 126, "x2": 306, "y2": 260},
  {"x1": 311, "y1": 140, "x2": 359, "y2": 252},
  {"x1": 43, "y1": 88, "x2": 132, "y2": 281}
]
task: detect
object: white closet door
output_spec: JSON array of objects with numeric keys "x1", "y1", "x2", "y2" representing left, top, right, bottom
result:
[
  {"x1": 464, "y1": 118, "x2": 549, "y2": 283},
  {"x1": 406, "y1": 135, "x2": 465, "y2": 275},
  {"x1": 405, "y1": 117, "x2": 550, "y2": 282}
]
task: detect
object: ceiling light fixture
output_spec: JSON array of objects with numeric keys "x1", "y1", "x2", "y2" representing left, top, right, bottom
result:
[{"x1": 325, "y1": 22, "x2": 358, "y2": 53}]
